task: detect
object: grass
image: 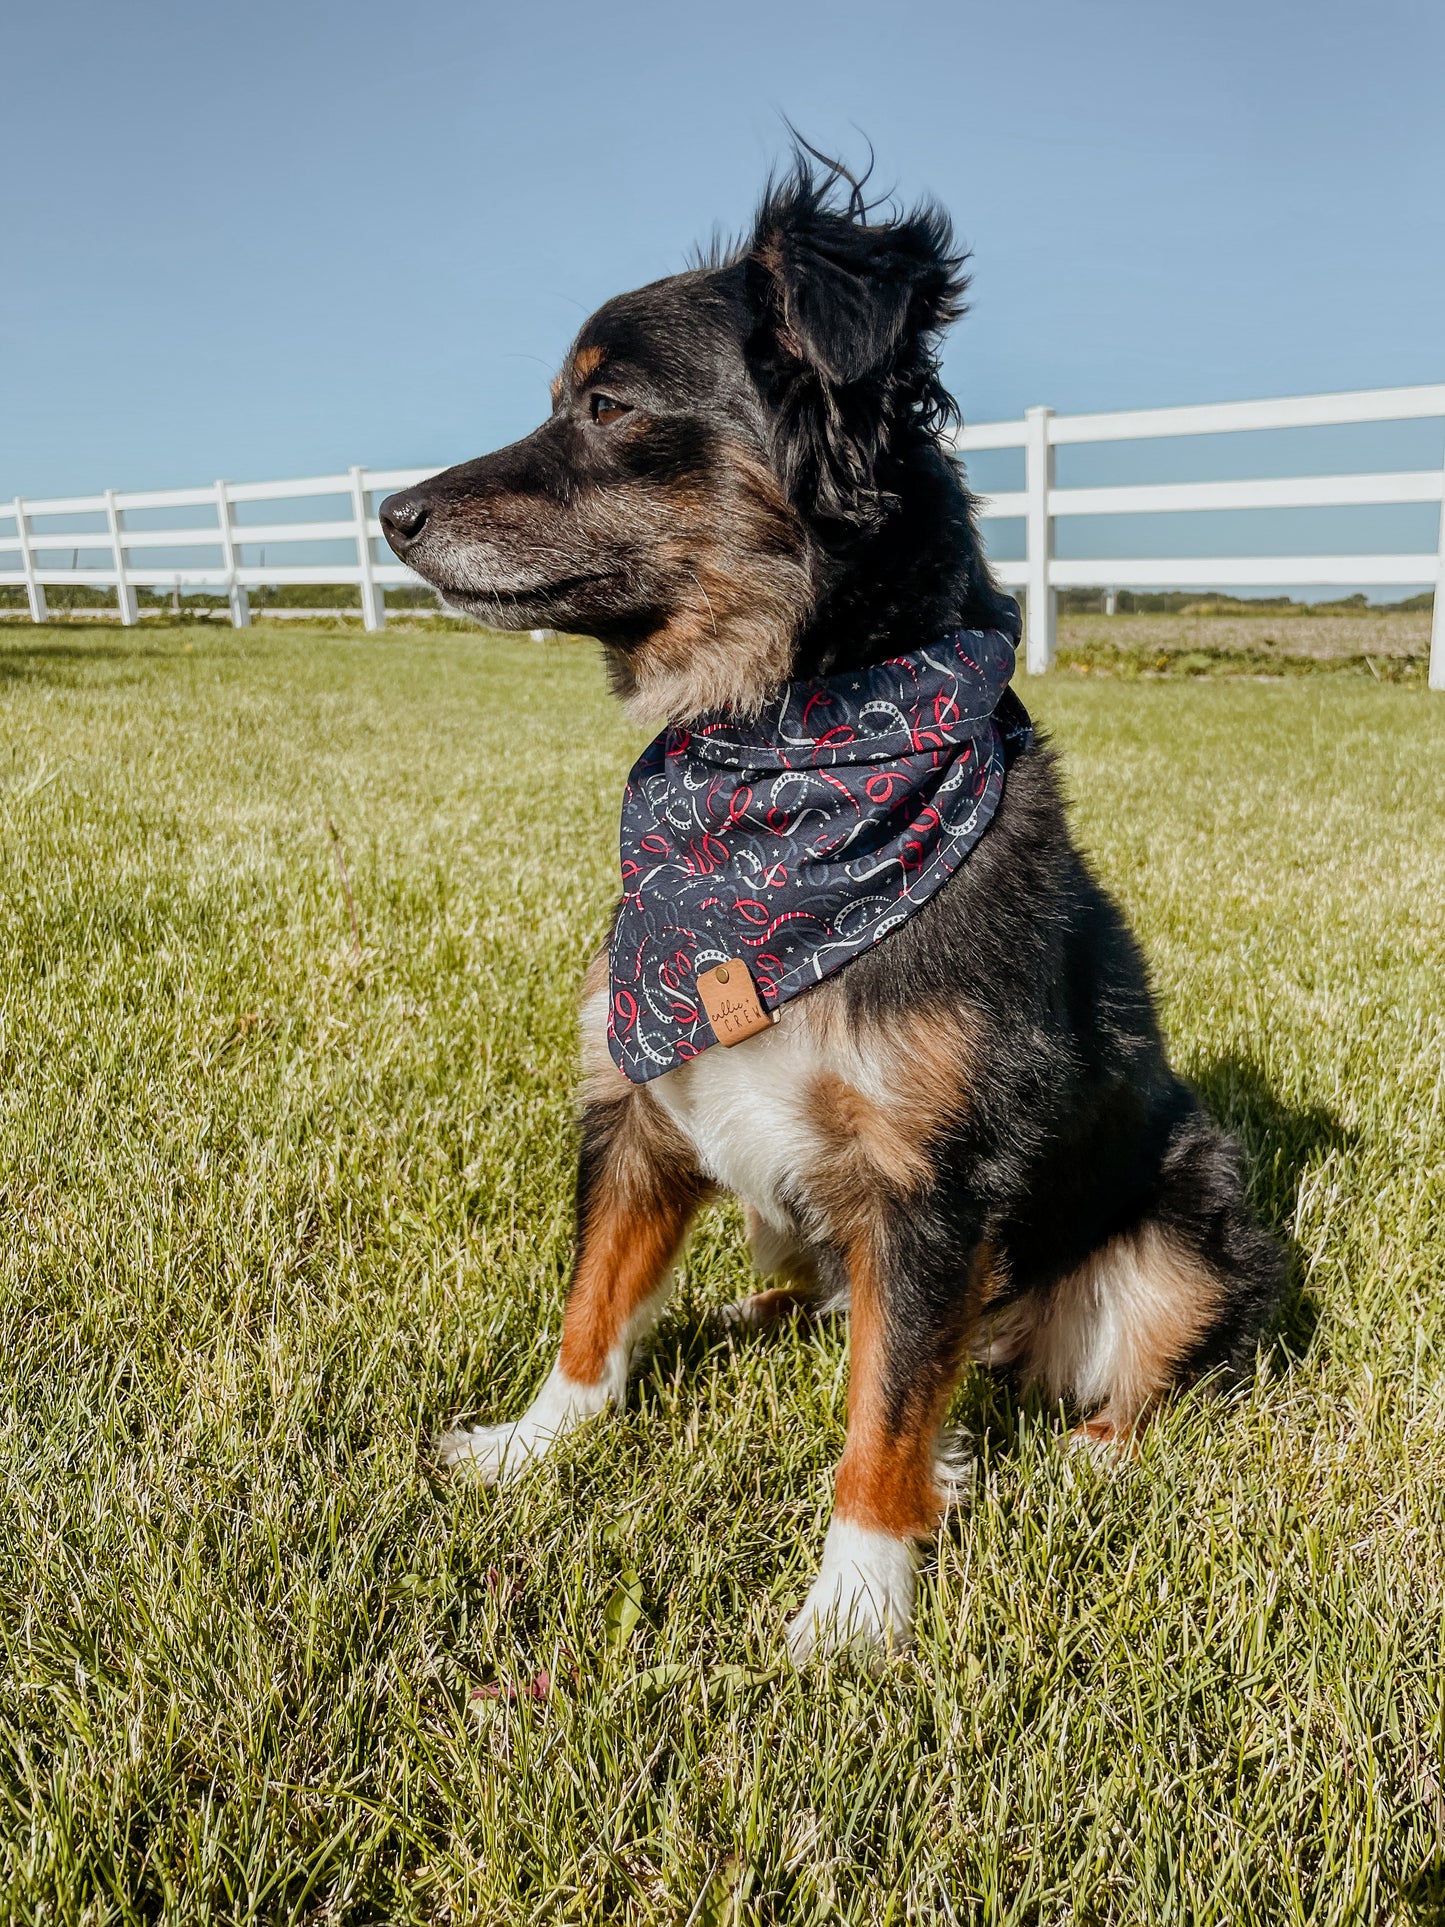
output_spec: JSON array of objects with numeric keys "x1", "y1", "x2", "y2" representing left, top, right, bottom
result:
[{"x1": 0, "y1": 622, "x2": 1442, "y2": 1925}]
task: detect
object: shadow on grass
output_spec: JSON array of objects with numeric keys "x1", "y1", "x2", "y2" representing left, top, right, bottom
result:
[
  {"x1": 640, "y1": 1315, "x2": 766, "y2": 1420},
  {"x1": 0, "y1": 634, "x2": 180, "y2": 682},
  {"x1": 1192, "y1": 1052, "x2": 1353, "y2": 1365},
  {"x1": 1403, "y1": 1863, "x2": 1445, "y2": 1926}
]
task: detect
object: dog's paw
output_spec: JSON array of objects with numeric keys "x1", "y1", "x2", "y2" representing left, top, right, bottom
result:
[
  {"x1": 785, "y1": 1521, "x2": 916, "y2": 1668},
  {"x1": 720, "y1": 1286, "x2": 816, "y2": 1332},
  {"x1": 437, "y1": 1365, "x2": 612, "y2": 1484},
  {"x1": 1066, "y1": 1416, "x2": 1136, "y2": 1465},
  {"x1": 436, "y1": 1419, "x2": 542, "y2": 1484},
  {"x1": 933, "y1": 1430, "x2": 976, "y2": 1513}
]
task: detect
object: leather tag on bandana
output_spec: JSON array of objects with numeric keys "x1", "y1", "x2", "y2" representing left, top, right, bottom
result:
[{"x1": 695, "y1": 959, "x2": 776, "y2": 1047}]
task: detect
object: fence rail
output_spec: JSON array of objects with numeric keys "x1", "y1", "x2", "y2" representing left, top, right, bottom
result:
[{"x1": 4, "y1": 383, "x2": 1443, "y2": 687}]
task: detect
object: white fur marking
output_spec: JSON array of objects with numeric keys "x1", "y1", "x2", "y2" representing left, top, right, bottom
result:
[
  {"x1": 437, "y1": 1361, "x2": 613, "y2": 1481},
  {"x1": 786, "y1": 1519, "x2": 917, "y2": 1664},
  {"x1": 648, "y1": 1008, "x2": 820, "y2": 1228},
  {"x1": 1029, "y1": 1223, "x2": 1209, "y2": 1418}
]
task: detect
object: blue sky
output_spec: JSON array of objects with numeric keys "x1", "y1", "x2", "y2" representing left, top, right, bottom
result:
[{"x1": 2, "y1": 0, "x2": 1442, "y2": 586}]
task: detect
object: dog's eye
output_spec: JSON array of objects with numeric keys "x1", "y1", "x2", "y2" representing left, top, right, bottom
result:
[{"x1": 589, "y1": 394, "x2": 631, "y2": 425}]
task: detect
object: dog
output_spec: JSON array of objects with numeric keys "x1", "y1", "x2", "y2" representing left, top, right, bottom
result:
[{"x1": 379, "y1": 154, "x2": 1281, "y2": 1662}]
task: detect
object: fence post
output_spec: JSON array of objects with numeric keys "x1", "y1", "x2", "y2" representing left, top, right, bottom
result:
[
  {"x1": 1431, "y1": 454, "x2": 1445, "y2": 693},
  {"x1": 350, "y1": 466, "x2": 385, "y2": 631},
  {"x1": 214, "y1": 479, "x2": 250, "y2": 628},
  {"x1": 104, "y1": 488, "x2": 138, "y2": 625},
  {"x1": 1024, "y1": 405, "x2": 1056, "y2": 674},
  {"x1": 12, "y1": 497, "x2": 46, "y2": 622}
]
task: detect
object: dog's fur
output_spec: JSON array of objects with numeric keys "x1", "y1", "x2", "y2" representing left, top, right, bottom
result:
[{"x1": 381, "y1": 155, "x2": 1282, "y2": 1661}]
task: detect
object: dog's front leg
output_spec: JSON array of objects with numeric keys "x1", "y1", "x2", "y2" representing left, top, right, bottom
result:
[
  {"x1": 787, "y1": 1224, "x2": 986, "y2": 1664},
  {"x1": 439, "y1": 1083, "x2": 709, "y2": 1481}
]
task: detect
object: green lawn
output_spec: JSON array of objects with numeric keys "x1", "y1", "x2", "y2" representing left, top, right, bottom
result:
[{"x1": 1, "y1": 623, "x2": 1443, "y2": 1925}]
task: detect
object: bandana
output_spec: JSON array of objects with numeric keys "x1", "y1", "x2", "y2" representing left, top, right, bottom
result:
[{"x1": 607, "y1": 608, "x2": 1030, "y2": 1084}]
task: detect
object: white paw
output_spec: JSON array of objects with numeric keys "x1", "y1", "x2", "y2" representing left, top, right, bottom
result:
[
  {"x1": 436, "y1": 1418, "x2": 544, "y2": 1483},
  {"x1": 720, "y1": 1286, "x2": 810, "y2": 1331},
  {"x1": 437, "y1": 1364, "x2": 611, "y2": 1484},
  {"x1": 785, "y1": 1520, "x2": 917, "y2": 1666},
  {"x1": 719, "y1": 1294, "x2": 766, "y2": 1331}
]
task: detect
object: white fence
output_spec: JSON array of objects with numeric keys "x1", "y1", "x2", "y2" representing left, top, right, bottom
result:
[
  {"x1": 3, "y1": 382, "x2": 1443, "y2": 688},
  {"x1": 954, "y1": 382, "x2": 1445, "y2": 688},
  {"x1": 0, "y1": 463, "x2": 432, "y2": 636}
]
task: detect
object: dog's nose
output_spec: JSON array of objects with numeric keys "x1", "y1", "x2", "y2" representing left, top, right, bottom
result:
[{"x1": 379, "y1": 490, "x2": 429, "y2": 552}]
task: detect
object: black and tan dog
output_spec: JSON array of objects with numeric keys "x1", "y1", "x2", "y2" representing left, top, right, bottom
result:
[{"x1": 380, "y1": 156, "x2": 1280, "y2": 1661}]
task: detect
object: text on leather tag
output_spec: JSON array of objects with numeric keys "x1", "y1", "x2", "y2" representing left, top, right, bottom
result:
[{"x1": 695, "y1": 959, "x2": 777, "y2": 1047}]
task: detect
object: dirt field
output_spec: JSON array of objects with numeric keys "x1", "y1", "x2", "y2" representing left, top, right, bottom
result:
[{"x1": 1057, "y1": 610, "x2": 1431, "y2": 679}]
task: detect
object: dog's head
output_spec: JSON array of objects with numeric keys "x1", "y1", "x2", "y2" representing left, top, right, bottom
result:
[{"x1": 382, "y1": 155, "x2": 983, "y2": 721}]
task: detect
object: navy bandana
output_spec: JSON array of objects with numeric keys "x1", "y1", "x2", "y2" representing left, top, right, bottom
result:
[{"x1": 607, "y1": 608, "x2": 1031, "y2": 1084}]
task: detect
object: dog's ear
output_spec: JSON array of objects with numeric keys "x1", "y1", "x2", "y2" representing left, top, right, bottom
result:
[
  {"x1": 751, "y1": 187, "x2": 955, "y2": 387},
  {"x1": 745, "y1": 156, "x2": 969, "y2": 527}
]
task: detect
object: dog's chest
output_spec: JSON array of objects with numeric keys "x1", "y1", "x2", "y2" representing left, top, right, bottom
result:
[
  {"x1": 649, "y1": 1017, "x2": 829, "y2": 1225},
  {"x1": 582, "y1": 988, "x2": 832, "y2": 1227}
]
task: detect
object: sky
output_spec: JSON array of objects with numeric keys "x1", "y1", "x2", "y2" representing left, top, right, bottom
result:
[{"x1": 2, "y1": 0, "x2": 1442, "y2": 585}]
